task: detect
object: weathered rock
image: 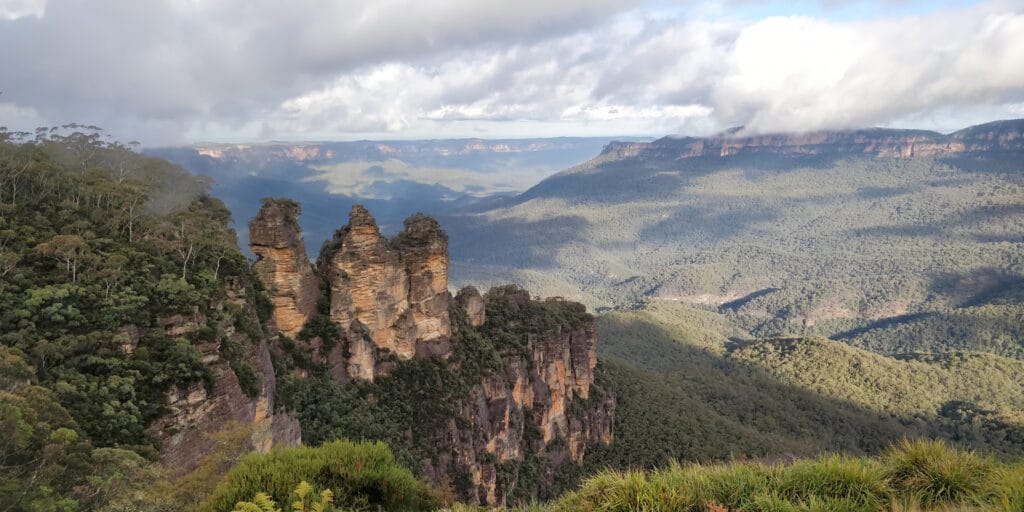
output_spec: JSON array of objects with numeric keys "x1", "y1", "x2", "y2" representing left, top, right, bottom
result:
[
  {"x1": 246, "y1": 203, "x2": 614, "y2": 506},
  {"x1": 250, "y1": 198, "x2": 319, "y2": 339},
  {"x1": 456, "y1": 286, "x2": 486, "y2": 327},
  {"x1": 577, "y1": 119, "x2": 1024, "y2": 173},
  {"x1": 398, "y1": 214, "x2": 452, "y2": 343},
  {"x1": 420, "y1": 286, "x2": 614, "y2": 505},
  {"x1": 322, "y1": 206, "x2": 453, "y2": 380},
  {"x1": 149, "y1": 278, "x2": 301, "y2": 474}
]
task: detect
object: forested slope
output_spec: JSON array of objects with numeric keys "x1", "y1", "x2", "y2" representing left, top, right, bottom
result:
[
  {"x1": 0, "y1": 127, "x2": 293, "y2": 510},
  {"x1": 444, "y1": 121, "x2": 1024, "y2": 360},
  {"x1": 582, "y1": 301, "x2": 1024, "y2": 473}
]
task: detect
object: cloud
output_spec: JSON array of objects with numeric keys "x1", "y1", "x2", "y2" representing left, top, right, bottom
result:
[
  {"x1": 0, "y1": 0, "x2": 45, "y2": 20},
  {"x1": 0, "y1": 0, "x2": 1022, "y2": 143}
]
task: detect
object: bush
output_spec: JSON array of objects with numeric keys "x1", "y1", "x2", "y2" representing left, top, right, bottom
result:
[
  {"x1": 201, "y1": 439, "x2": 446, "y2": 512},
  {"x1": 774, "y1": 455, "x2": 889, "y2": 509},
  {"x1": 882, "y1": 439, "x2": 994, "y2": 507},
  {"x1": 549, "y1": 440, "x2": 1023, "y2": 512}
]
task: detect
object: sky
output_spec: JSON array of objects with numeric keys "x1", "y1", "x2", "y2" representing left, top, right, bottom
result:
[{"x1": 1, "y1": 0, "x2": 1023, "y2": 146}]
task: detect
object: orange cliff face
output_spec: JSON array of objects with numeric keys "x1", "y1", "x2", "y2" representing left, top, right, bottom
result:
[
  {"x1": 322, "y1": 205, "x2": 453, "y2": 380},
  {"x1": 247, "y1": 202, "x2": 615, "y2": 506},
  {"x1": 588, "y1": 120, "x2": 1024, "y2": 167},
  {"x1": 147, "y1": 277, "x2": 301, "y2": 475},
  {"x1": 249, "y1": 199, "x2": 320, "y2": 339}
]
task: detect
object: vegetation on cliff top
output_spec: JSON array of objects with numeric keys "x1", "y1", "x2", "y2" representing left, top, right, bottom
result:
[{"x1": 0, "y1": 127, "x2": 270, "y2": 509}]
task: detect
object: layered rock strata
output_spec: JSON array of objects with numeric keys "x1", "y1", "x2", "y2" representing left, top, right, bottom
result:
[
  {"x1": 249, "y1": 199, "x2": 319, "y2": 339},
  {"x1": 249, "y1": 203, "x2": 615, "y2": 505},
  {"x1": 576, "y1": 119, "x2": 1024, "y2": 171},
  {"x1": 148, "y1": 277, "x2": 301, "y2": 474},
  {"x1": 320, "y1": 205, "x2": 452, "y2": 380}
]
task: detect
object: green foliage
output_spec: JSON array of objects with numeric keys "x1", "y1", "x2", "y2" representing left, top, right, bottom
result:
[
  {"x1": 0, "y1": 129, "x2": 281, "y2": 509},
  {"x1": 230, "y1": 480, "x2": 334, "y2": 512},
  {"x1": 549, "y1": 440, "x2": 1023, "y2": 512},
  {"x1": 882, "y1": 439, "x2": 993, "y2": 507},
  {"x1": 447, "y1": 153, "x2": 1024, "y2": 361},
  {"x1": 587, "y1": 306, "x2": 1024, "y2": 475},
  {"x1": 202, "y1": 440, "x2": 444, "y2": 512}
]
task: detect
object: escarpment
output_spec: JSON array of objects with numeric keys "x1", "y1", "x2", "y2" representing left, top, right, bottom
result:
[
  {"x1": 148, "y1": 276, "x2": 302, "y2": 474},
  {"x1": 250, "y1": 201, "x2": 615, "y2": 505},
  {"x1": 249, "y1": 198, "x2": 320, "y2": 339},
  {"x1": 576, "y1": 119, "x2": 1024, "y2": 171}
]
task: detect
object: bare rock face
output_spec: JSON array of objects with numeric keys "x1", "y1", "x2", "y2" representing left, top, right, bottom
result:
[
  {"x1": 582, "y1": 119, "x2": 1024, "y2": 170},
  {"x1": 250, "y1": 199, "x2": 319, "y2": 339},
  {"x1": 419, "y1": 285, "x2": 615, "y2": 506},
  {"x1": 456, "y1": 286, "x2": 486, "y2": 327},
  {"x1": 245, "y1": 203, "x2": 615, "y2": 506},
  {"x1": 149, "y1": 278, "x2": 301, "y2": 474},
  {"x1": 322, "y1": 205, "x2": 452, "y2": 380}
]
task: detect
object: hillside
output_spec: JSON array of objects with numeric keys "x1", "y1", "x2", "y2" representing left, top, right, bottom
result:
[
  {"x1": 580, "y1": 301, "x2": 1024, "y2": 474},
  {"x1": 443, "y1": 120, "x2": 1024, "y2": 359}
]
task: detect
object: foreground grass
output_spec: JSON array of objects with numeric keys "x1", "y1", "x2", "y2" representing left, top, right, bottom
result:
[{"x1": 451, "y1": 439, "x2": 1024, "y2": 511}]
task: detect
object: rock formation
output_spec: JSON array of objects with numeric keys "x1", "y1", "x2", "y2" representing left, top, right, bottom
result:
[
  {"x1": 424, "y1": 285, "x2": 615, "y2": 505},
  {"x1": 578, "y1": 119, "x2": 1024, "y2": 171},
  {"x1": 314, "y1": 205, "x2": 454, "y2": 380},
  {"x1": 249, "y1": 203, "x2": 615, "y2": 505},
  {"x1": 456, "y1": 286, "x2": 486, "y2": 327},
  {"x1": 148, "y1": 276, "x2": 301, "y2": 474},
  {"x1": 249, "y1": 199, "x2": 319, "y2": 339}
]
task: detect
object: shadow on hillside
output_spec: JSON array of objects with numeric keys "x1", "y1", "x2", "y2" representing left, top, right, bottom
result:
[
  {"x1": 445, "y1": 213, "x2": 592, "y2": 270},
  {"x1": 830, "y1": 313, "x2": 935, "y2": 341},
  {"x1": 516, "y1": 153, "x2": 866, "y2": 206},
  {"x1": 939, "y1": 154, "x2": 1024, "y2": 174},
  {"x1": 587, "y1": 311, "x2": 1024, "y2": 472},
  {"x1": 847, "y1": 201, "x2": 1024, "y2": 244},
  {"x1": 637, "y1": 203, "x2": 781, "y2": 244},
  {"x1": 930, "y1": 267, "x2": 1024, "y2": 308}
]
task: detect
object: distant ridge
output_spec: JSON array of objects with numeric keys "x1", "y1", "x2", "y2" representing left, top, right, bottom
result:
[{"x1": 579, "y1": 118, "x2": 1024, "y2": 171}]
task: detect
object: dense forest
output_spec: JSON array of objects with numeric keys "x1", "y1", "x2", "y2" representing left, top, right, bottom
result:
[
  {"x1": 0, "y1": 127, "x2": 305, "y2": 510},
  {"x1": 445, "y1": 149, "x2": 1024, "y2": 361},
  {"x1": 586, "y1": 302, "x2": 1024, "y2": 469}
]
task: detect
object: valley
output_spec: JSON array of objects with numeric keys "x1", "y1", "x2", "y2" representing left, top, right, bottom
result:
[
  {"x1": 441, "y1": 120, "x2": 1024, "y2": 362},
  {"x1": 2, "y1": 121, "x2": 1023, "y2": 510}
]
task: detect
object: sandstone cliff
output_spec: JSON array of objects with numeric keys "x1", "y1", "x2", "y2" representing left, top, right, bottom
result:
[
  {"x1": 318, "y1": 205, "x2": 453, "y2": 380},
  {"x1": 250, "y1": 198, "x2": 319, "y2": 339},
  {"x1": 147, "y1": 276, "x2": 302, "y2": 474},
  {"x1": 581, "y1": 119, "x2": 1024, "y2": 171},
  {"x1": 425, "y1": 285, "x2": 615, "y2": 505},
  {"x1": 250, "y1": 203, "x2": 615, "y2": 505}
]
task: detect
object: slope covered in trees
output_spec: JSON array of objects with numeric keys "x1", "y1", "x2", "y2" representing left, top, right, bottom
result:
[
  {"x1": 0, "y1": 127, "x2": 278, "y2": 509},
  {"x1": 581, "y1": 301, "x2": 1024, "y2": 473},
  {"x1": 443, "y1": 122, "x2": 1024, "y2": 360}
]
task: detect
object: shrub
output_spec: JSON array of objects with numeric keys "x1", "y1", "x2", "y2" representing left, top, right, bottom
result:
[
  {"x1": 201, "y1": 439, "x2": 445, "y2": 512},
  {"x1": 774, "y1": 455, "x2": 889, "y2": 509},
  {"x1": 882, "y1": 439, "x2": 994, "y2": 507}
]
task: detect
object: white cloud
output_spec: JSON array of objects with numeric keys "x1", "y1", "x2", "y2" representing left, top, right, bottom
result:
[
  {"x1": 0, "y1": 0, "x2": 45, "y2": 19},
  {"x1": 1, "y1": 0, "x2": 1022, "y2": 143}
]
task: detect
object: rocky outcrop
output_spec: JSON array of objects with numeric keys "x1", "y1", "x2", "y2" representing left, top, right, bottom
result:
[
  {"x1": 456, "y1": 286, "x2": 486, "y2": 327},
  {"x1": 419, "y1": 285, "x2": 615, "y2": 505},
  {"x1": 248, "y1": 204, "x2": 615, "y2": 506},
  {"x1": 148, "y1": 277, "x2": 301, "y2": 474},
  {"x1": 320, "y1": 205, "x2": 452, "y2": 380},
  {"x1": 250, "y1": 199, "x2": 319, "y2": 339}
]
